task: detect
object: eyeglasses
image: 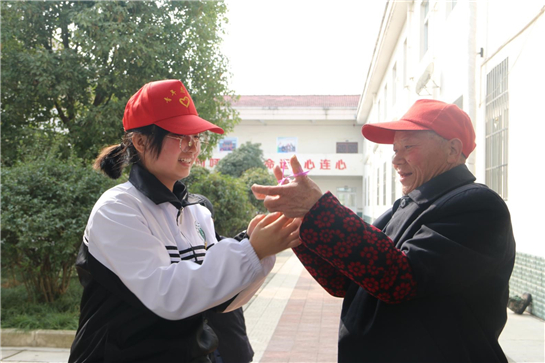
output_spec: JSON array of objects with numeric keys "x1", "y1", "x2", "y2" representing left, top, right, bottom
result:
[{"x1": 165, "y1": 133, "x2": 209, "y2": 152}]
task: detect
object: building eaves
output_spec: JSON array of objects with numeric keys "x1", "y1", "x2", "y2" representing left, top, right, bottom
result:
[
  {"x1": 225, "y1": 95, "x2": 360, "y2": 108},
  {"x1": 356, "y1": 1, "x2": 408, "y2": 124}
]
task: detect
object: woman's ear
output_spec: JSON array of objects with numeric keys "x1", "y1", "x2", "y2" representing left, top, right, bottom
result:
[
  {"x1": 447, "y1": 138, "x2": 463, "y2": 163},
  {"x1": 132, "y1": 134, "x2": 147, "y2": 155}
]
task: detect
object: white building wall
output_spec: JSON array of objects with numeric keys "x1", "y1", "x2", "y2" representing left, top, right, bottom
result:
[
  {"x1": 476, "y1": 3, "x2": 545, "y2": 257},
  {"x1": 358, "y1": 0, "x2": 545, "y2": 319},
  {"x1": 359, "y1": 0, "x2": 480, "y2": 221},
  {"x1": 209, "y1": 105, "x2": 366, "y2": 216},
  {"x1": 226, "y1": 120, "x2": 363, "y2": 154}
]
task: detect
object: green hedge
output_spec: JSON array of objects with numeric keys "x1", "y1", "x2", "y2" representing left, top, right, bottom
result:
[{"x1": 1, "y1": 157, "x2": 117, "y2": 303}]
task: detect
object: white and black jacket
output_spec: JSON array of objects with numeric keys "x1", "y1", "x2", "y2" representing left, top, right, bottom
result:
[{"x1": 69, "y1": 163, "x2": 275, "y2": 363}]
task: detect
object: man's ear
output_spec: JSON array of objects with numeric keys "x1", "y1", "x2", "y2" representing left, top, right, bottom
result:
[
  {"x1": 132, "y1": 134, "x2": 147, "y2": 155},
  {"x1": 447, "y1": 138, "x2": 463, "y2": 163}
]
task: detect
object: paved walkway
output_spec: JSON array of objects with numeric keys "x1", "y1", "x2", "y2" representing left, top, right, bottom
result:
[{"x1": 2, "y1": 250, "x2": 544, "y2": 362}]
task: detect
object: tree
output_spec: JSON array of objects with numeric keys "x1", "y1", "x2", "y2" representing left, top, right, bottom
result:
[
  {"x1": 1, "y1": 156, "x2": 118, "y2": 303},
  {"x1": 240, "y1": 167, "x2": 278, "y2": 214},
  {"x1": 216, "y1": 142, "x2": 267, "y2": 178},
  {"x1": 189, "y1": 173, "x2": 253, "y2": 238},
  {"x1": 1, "y1": 1, "x2": 239, "y2": 165},
  {"x1": 181, "y1": 165, "x2": 211, "y2": 191}
]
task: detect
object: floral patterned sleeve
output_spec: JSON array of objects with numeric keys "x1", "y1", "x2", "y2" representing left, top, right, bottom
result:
[
  {"x1": 299, "y1": 192, "x2": 417, "y2": 304},
  {"x1": 292, "y1": 244, "x2": 352, "y2": 297}
]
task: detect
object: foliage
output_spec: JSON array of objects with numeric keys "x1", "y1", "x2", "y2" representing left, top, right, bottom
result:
[
  {"x1": 189, "y1": 173, "x2": 253, "y2": 237},
  {"x1": 240, "y1": 167, "x2": 277, "y2": 214},
  {"x1": 1, "y1": 1, "x2": 239, "y2": 165},
  {"x1": 216, "y1": 142, "x2": 267, "y2": 178},
  {"x1": 1, "y1": 277, "x2": 82, "y2": 331},
  {"x1": 181, "y1": 165, "x2": 210, "y2": 190},
  {"x1": 1, "y1": 156, "x2": 118, "y2": 303}
]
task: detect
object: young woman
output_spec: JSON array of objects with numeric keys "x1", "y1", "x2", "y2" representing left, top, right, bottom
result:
[{"x1": 68, "y1": 79, "x2": 301, "y2": 363}]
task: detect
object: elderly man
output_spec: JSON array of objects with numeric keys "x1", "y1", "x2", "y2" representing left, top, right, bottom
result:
[{"x1": 252, "y1": 99, "x2": 516, "y2": 363}]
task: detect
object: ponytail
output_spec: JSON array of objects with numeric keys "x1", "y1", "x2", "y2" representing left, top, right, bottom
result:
[
  {"x1": 93, "y1": 143, "x2": 128, "y2": 179},
  {"x1": 93, "y1": 125, "x2": 167, "y2": 179}
]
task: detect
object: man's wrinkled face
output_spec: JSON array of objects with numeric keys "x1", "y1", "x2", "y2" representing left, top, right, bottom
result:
[{"x1": 392, "y1": 131, "x2": 452, "y2": 195}]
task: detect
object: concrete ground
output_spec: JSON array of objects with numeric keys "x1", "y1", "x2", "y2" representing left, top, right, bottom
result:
[{"x1": 2, "y1": 250, "x2": 544, "y2": 363}]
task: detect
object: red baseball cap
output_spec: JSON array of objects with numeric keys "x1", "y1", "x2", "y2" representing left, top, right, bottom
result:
[
  {"x1": 361, "y1": 99, "x2": 476, "y2": 157},
  {"x1": 122, "y1": 79, "x2": 224, "y2": 135}
]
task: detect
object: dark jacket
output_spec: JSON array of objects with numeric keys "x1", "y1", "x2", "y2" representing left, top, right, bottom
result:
[{"x1": 295, "y1": 164, "x2": 516, "y2": 362}]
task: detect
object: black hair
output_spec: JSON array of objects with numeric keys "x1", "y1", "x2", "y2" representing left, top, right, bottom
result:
[{"x1": 93, "y1": 125, "x2": 170, "y2": 179}]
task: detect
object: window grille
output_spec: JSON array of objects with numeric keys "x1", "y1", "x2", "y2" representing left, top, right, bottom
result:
[
  {"x1": 376, "y1": 168, "x2": 380, "y2": 205},
  {"x1": 391, "y1": 165, "x2": 397, "y2": 202},
  {"x1": 392, "y1": 63, "x2": 397, "y2": 105},
  {"x1": 336, "y1": 142, "x2": 358, "y2": 153},
  {"x1": 337, "y1": 187, "x2": 357, "y2": 211},
  {"x1": 421, "y1": 1, "x2": 430, "y2": 59},
  {"x1": 383, "y1": 162, "x2": 387, "y2": 205},
  {"x1": 365, "y1": 176, "x2": 370, "y2": 206},
  {"x1": 485, "y1": 58, "x2": 509, "y2": 200}
]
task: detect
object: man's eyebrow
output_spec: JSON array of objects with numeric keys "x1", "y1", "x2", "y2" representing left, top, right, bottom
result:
[{"x1": 394, "y1": 137, "x2": 412, "y2": 144}]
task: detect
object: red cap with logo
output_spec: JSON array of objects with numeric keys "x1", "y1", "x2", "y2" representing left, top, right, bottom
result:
[
  {"x1": 361, "y1": 99, "x2": 476, "y2": 157},
  {"x1": 122, "y1": 79, "x2": 224, "y2": 135}
]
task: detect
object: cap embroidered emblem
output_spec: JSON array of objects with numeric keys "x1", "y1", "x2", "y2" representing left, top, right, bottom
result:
[
  {"x1": 164, "y1": 87, "x2": 190, "y2": 107},
  {"x1": 179, "y1": 96, "x2": 190, "y2": 108}
]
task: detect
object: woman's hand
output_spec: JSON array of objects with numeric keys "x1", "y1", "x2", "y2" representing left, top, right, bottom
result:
[
  {"x1": 247, "y1": 213, "x2": 266, "y2": 237},
  {"x1": 249, "y1": 212, "x2": 302, "y2": 260}
]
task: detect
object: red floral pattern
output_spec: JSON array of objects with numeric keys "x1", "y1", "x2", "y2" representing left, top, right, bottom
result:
[{"x1": 293, "y1": 192, "x2": 417, "y2": 304}]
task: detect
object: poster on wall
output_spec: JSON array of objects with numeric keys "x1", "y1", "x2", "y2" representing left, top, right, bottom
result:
[
  {"x1": 218, "y1": 137, "x2": 237, "y2": 152},
  {"x1": 276, "y1": 137, "x2": 297, "y2": 153}
]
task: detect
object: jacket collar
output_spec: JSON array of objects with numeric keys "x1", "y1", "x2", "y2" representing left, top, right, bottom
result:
[
  {"x1": 407, "y1": 164, "x2": 476, "y2": 205},
  {"x1": 128, "y1": 163, "x2": 188, "y2": 209}
]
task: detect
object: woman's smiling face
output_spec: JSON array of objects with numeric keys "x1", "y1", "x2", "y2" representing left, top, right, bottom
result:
[
  {"x1": 392, "y1": 131, "x2": 453, "y2": 195},
  {"x1": 138, "y1": 133, "x2": 200, "y2": 191}
]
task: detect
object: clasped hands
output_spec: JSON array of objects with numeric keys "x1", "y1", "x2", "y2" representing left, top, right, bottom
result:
[{"x1": 246, "y1": 155, "x2": 323, "y2": 260}]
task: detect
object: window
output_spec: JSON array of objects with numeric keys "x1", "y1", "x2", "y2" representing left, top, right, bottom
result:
[
  {"x1": 336, "y1": 142, "x2": 358, "y2": 153},
  {"x1": 365, "y1": 176, "x2": 370, "y2": 206},
  {"x1": 392, "y1": 63, "x2": 397, "y2": 105},
  {"x1": 337, "y1": 187, "x2": 357, "y2": 211},
  {"x1": 421, "y1": 1, "x2": 430, "y2": 59},
  {"x1": 403, "y1": 39, "x2": 408, "y2": 87},
  {"x1": 364, "y1": 178, "x2": 368, "y2": 207},
  {"x1": 453, "y1": 95, "x2": 463, "y2": 109},
  {"x1": 383, "y1": 162, "x2": 387, "y2": 205},
  {"x1": 383, "y1": 85, "x2": 388, "y2": 120},
  {"x1": 391, "y1": 165, "x2": 397, "y2": 202},
  {"x1": 446, "y1": 0, "x2": 457, "y2": 16},
  {"x1": 376, "y1": 167, "x2": 380, "y2": 205},
  {"x1": 485, "y1": 58, "x2": 509, "y2": 200}
]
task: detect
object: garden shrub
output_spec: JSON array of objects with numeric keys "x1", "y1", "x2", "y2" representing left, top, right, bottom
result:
[
  {"x1": 1, "y1": 157, "x2": 118, "y2": 302},
  {"x1": 240, "y1": 167, "x2": 277, "y2": 215},
  {"x1": 189, "y1": 172, "x2": 253, "y2": 237}
]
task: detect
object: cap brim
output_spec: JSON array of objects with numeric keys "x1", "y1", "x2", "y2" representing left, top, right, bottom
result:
[
  {"x1": 361, "y1": 120, "x2": 430, "y2": 144},
  {"x1": 155, "y1": 115, "x2": 224, "y2": 135}
]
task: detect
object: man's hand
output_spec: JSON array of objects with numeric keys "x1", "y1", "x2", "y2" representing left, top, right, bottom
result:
[{"x1": 251, "y1": 155, "x2": 323, "y2": 218}]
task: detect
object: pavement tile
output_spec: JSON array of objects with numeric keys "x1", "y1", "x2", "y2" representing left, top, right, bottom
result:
[
  {"x1": 1, "y1": 349, "x2": 23, "y2": 360},
  {"x1": 260, "y1": 267, "x2": 341, "y2": 362},
  {"x1": 1, "y1": 348, "x2": 70, "y2": 363},
  {"x1": 2, "y1": 250, "x2": 545, "y2": 363}
]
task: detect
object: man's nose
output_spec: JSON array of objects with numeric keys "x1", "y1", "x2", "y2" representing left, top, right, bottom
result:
[{"x1": 392, "y1": 152, "x2": 403, "y2": 165}]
